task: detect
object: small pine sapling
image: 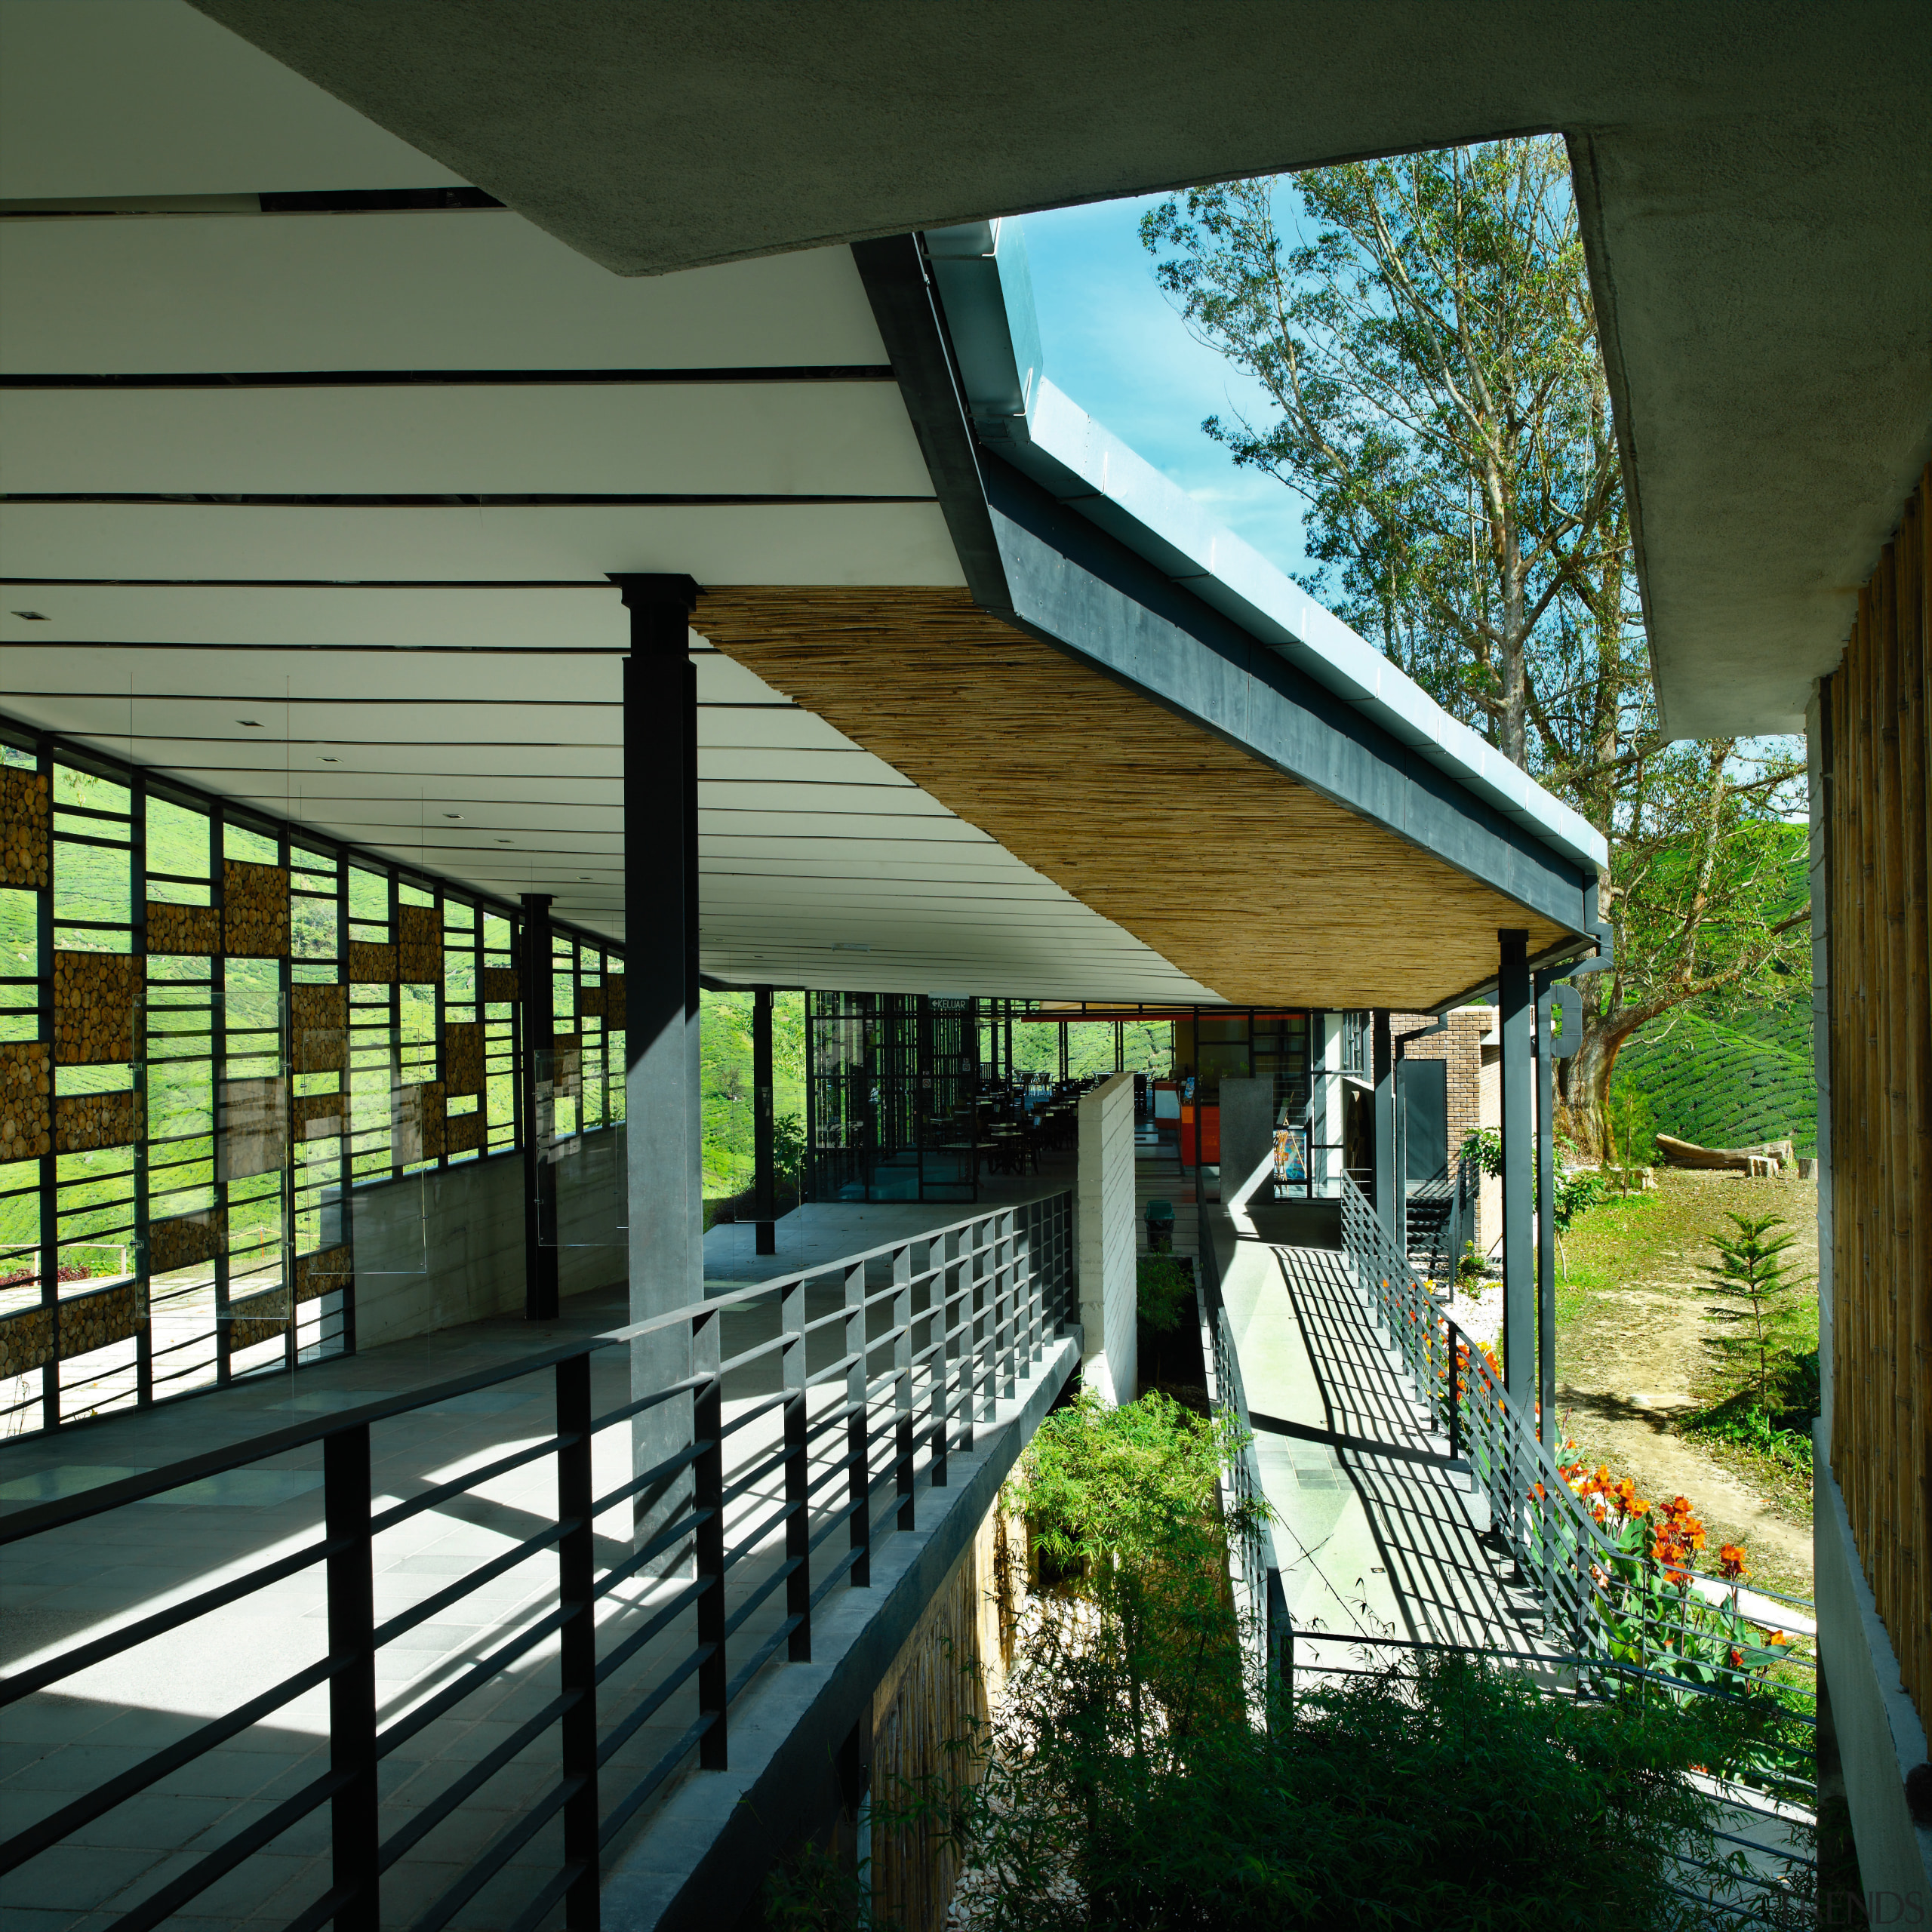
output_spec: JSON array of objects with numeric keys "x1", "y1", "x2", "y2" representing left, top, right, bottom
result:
[{"x1": 1701, "y1": 1212, "x2": 1809, "y2": 1416}]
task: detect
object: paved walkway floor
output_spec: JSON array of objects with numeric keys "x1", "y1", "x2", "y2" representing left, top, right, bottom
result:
[
  {"x1": 2, "y1": 1188, "x2": 1058, "y2": 1932},
  {"x1": 1213, "y1": 1213, "x2": 1549, "y2": 1682}
]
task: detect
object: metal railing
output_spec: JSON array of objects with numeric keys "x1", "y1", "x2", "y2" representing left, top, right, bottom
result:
[
  {"x1": 0, "y1": 1192, "x2": 1075, "y2": 1932},
  {"x1": 1337, "y1": 1176, "x2": 1816, "y2": 1804},
  {"x1": 1193, "y1": 1214, "x2": 1287, "y2": 1714}
]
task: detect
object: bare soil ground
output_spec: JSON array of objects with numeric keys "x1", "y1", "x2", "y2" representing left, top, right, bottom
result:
[{"x1": 1555, "y1": 1168, "x2": 1819, "y2": 1599}]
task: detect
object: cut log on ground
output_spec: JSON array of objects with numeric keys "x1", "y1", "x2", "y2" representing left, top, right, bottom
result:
[{"x1": 1656, "y1": 1133, "x2": 1795, "y2": 1174}]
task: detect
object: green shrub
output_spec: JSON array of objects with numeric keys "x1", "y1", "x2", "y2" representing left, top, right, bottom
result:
[{"x1": 1135, "y1": 1254, "x2": 1195, "y2": 1334}]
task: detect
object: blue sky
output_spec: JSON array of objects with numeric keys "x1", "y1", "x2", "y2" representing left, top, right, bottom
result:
[{"x1": 1017, "y1": 192, "x2": 1310, "y2": 582}]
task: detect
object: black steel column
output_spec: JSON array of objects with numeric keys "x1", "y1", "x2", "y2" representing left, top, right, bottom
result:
[
  {"x1": 615, "y1": 574, "x2": 703, "y2": 1549},
  {"x1": 753, "y1": 984, "x2": 777, "y2": 1255},
  {"x1": 1002, "y1": 999, "x2": 1013, "y2": 1081},
  {"x1": 1371, "y1": 1010, "x2": 1395, "y2": 1241},
  {"x1": 1534, "y1": 974, "x2": 1561, "y2": 1448},
  {"x1": 1498, "y1": 930, "x2": 1534, "y2": 1406},
  {"x1": 521, "y1": 891, "x2": 558, "y2": 1321},
  {"x1": 1114, "y1": 1020, "x2": 1124, "y2": 1074}
]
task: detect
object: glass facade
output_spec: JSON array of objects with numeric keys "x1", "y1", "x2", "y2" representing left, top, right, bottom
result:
[
  {"x1": 804, "y1": 992, "x2": 980, "y2": 1203},
  {"x1": 0, "y1": 721, "x2": 623, "y2": 1437}
]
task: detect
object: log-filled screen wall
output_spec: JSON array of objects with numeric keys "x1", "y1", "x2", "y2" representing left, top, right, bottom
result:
[
  {"x1": 0, "y1": 718, "x2": 625, "y2": 1437},
  {"x1": 1822, "y1": 464, "x2": 1930, "y2": 1725}
]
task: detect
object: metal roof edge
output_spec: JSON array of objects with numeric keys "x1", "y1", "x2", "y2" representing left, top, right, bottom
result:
[{"x1": 920, "y1": 219, "x2": 1609, "y2": 880}]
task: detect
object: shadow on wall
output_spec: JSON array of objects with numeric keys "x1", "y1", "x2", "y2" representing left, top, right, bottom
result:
[{"x1": 354, "y1": 1127, "x2": 626, "y2": 1349}]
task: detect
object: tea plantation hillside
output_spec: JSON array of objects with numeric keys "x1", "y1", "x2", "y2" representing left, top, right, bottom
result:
[{"x1": 1610, "y1": 1001, "x2": 1816, "y2": 1157}]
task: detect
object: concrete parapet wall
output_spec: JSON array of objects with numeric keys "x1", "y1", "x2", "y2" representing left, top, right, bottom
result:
[
  {"x1": 602, "y1": 1335, "x2": 1080, "y2": 1932},
  {"x1": 1077, "y1": 1071, "x2": 1137, "y2": 1403},
  {"x1": 1814, "y1": 1438, "x2": 1932, "y2": 1916},
  {"x1": 352, "y1": 1127, "x2": 625, "y2": 1349}
]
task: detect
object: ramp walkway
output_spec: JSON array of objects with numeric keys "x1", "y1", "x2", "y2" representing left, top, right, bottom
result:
[{"x1": 1213, "y1": 1214, "x2": 1549, "y2": 1677}]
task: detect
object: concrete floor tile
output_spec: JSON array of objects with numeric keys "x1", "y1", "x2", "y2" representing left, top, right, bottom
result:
[{"x1": 1, "y1": 1844, "x2": 170, "y2": 1913}]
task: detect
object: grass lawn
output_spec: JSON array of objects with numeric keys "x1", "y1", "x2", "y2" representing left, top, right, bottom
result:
[{"x1": 1555, "y1": 1168, "x2": 1819, "y2": 1597}]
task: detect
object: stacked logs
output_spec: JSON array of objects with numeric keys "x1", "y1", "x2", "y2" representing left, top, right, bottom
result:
[
  {"x1": 54, "y1": 1089, "x2": 143, "y2": 1153},
  {"x1": 149, "y1": 1208, "x2": 226, "y2": 1276},
  {"x1": 605, "y1": 975, "x2": 625, "y2": 1030},
  {"x1": 291, "y1": 983, "x2": 347, "y2": 1072},
  {"x1": 444, "y1": 1021, "x2": 484, "y2": 1096},
  {"x1": 0, "y1": 767, "x2": 51, "y2": 890},
  {"x1": 398, "y1": 904, "x2": 441, "y2": 983},
  {"x1": 349, "y1": 941, "x2": 397, "y2": 983},
  {"x1": 57, "y1": 1281, "x2": 143, "y2": 1357},
  {"x1": 0, "y1": 1041, "x2": 51, "y2": 1161},
  {"x1": 223, "y1": 860, "x2": 291, "y2": 957},
  {"x1": 393, "y1": 1081, "x2": 446, "y2": 1165},
  {"x1": 146, "y1": 901, "x2": 220, "y2": 955},
  {"x1": 294, "y1": 1092, "x2": 346, "y2": 1141},
  {"x1": 53, "y1": 951, "x2": 143, "y2": 1063},
  {"x1": 294, "y1": 1246, "x2": 352, "y2": 1303},
  {"x1": 482, "y1": 966, "x2": 519, "y2": 1003}
]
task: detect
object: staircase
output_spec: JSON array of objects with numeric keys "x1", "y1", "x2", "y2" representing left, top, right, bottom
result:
[{"x1": 1403, "y1": 1163, "x2": 1464, "y2": 1285}]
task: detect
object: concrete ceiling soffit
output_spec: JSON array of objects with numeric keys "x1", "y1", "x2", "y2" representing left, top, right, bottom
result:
[
  {"x1": 1568, "y1": 109, "x2": 1932, "y2": 740},
  {"x1": 185, "y1": 0, "x2": 1930, "y2": 737},
  {"x1": 691, "y1": 585, "x2": 1576, "y2": 1011},
  {"x1": 180, "y1": 4, "x2": 1910, "y2": 276}
]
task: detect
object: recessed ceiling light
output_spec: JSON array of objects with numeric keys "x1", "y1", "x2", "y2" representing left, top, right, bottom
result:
[
  {"x1": 577, "y1": 875, "x2": 591, "y2": 881},
  {"x1": 832, "y1": 942, "x2": 872, "y2": 952},
  {"x1": 444, "y1": 813, "x2": 463, "y2": 820},
  {"x1": 320, "y1": 755, "x2": 339, "y2": 762},
  {"x1": 236, "y1": 718, "x2": 261, "y2": 728},
  {"x1": 496, "y1": 838, "x2": 512, "y2": 844},
  {"x1": 11, "y1": 611, "x2": 49, "y2": 622}
]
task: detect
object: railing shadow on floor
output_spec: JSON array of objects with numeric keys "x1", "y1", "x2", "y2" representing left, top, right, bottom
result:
[{"x1": 0, "y1": 1192, "x2": 1074, "y2": 1932}]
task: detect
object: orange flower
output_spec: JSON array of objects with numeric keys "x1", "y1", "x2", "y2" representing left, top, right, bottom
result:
[{"x1": 1718, "y1": 1543, "x2": 1748, "y2": 1580}]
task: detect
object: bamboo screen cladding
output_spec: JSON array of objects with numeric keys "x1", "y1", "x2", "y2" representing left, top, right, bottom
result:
[
  {"x1": 1823, "y1": 463, "x2": 1930, "y2": 1727},
  {"x1": 0, "y1": 721, "x2": 624, "y2": 1441}
]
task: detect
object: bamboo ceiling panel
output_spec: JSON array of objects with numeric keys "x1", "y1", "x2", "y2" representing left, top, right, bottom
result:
[{"x1": 695, "y1": 588, "x2": 1574, "y2": 1009}]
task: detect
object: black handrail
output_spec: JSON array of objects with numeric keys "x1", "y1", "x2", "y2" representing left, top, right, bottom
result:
[{"x1": 0, "y1": 1191, "x2": 1075, "y2": 1931}]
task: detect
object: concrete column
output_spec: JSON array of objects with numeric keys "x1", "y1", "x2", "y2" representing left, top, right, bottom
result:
[
  {"x1": 1498, "y1": 930, "x2": 1534, "y2": 1407},
  {"x1": 617, "y1": 574, "x2": 703, "y2": 1527},
  {"x1": 753, "y1": 984, "x2": 777, "y2": 1256},
  {"x1": 1371, "y1": 1009, "x2": 1395, "y2": 1241},
  {"x1": 519, "y1": 891, "x2": 558, "y2": 1321}
]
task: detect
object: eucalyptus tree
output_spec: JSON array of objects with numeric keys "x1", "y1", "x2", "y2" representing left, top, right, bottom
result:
[{"x1": 1141, "y1": 138, "x2": 1808, "y2": 1141}]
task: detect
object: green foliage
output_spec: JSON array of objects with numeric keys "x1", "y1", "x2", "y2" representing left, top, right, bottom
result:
[
  {"x1": 1458, "y1": 1124, "x2": 1502, "y2": 1180},
  {"x1": 995, "y1": 1018, "x2": 1172, "y2": 1081},
  {"x1": 700, "y1": 989, "x2": 806, "y2": 1198},
  {"x1": 1135, "y1": 1255, "x2": 1194, "y2": 1336},
  {"x1": 884, "y1": 1650, "x2": 1772, "y2": 1932},
  {"x1": 1700, "y1": 1213, "x2": 1811, "y2": 1417},
  {"x1": 1139, "y1": 141, "x2": 1810, "y2": 1143},
  {"x1": 1601, "y1": 1082, "x2": 1659, "y2": 1188},
  {"x1": 769, "y1": 1390, "x2": 1784, "y2": 1931},
  {"x1": 1610, "y1": 1001, "x2": 1815, "y2": 1158},
  {"x1": 1456, "y1": 1127, "x2": 1604, "y2": 1235}
]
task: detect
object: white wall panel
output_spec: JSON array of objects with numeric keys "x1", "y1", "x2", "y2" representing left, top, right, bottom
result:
[
  {"x1": 0, "y1": 220, "x2": 885, "y2": 371},
  {"x1": 0, "y1": 383, "x2": 934, "y2": 497},
  {"x1": 0, "y1": 500, "x2": 966, "y2": 588}
]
